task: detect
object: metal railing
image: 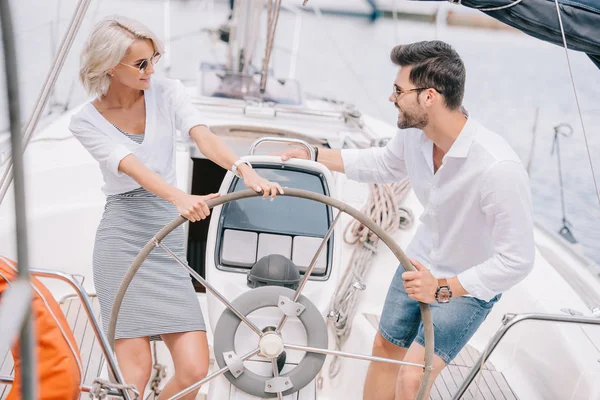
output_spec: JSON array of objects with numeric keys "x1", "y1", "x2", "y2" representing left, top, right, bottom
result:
[
  {"x1": 0, "y1": 376, "x2": 125, "y2": 398},
  {"x1": 453, "y1": 312, "x2": 600, "y2": 399},
  {"x1": 249, "y1": 137, "x2": 316, "y2": 160},
  {"x1": 0, "y1": 0, "x2": 36, "y2": 397},
  {"x1": 0, "y1": 269, "x2": 133, "y2": 400}
]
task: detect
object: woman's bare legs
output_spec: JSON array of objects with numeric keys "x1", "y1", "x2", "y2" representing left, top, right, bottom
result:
[
  {"x1": 115, "y1": 337, "x2": 153, "y2": 399},
  {"x1": 158, "y1": 331, "x2": 209, "y2": 400}
]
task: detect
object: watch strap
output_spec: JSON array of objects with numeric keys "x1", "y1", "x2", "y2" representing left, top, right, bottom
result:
[{"x1": 232, "y1": 159, "x2": 252, "y2": 178}]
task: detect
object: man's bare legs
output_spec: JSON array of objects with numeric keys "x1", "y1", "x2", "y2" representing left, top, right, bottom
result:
[
  {"x1": 363, "y1": 333, "x2": 447, "y2": 400},
  {"x1": 363, "y1": 332, "x2": 408, "y2": 400},
  {"x1": 395, "y1": 341, "x2": 446, "y2": 400}
]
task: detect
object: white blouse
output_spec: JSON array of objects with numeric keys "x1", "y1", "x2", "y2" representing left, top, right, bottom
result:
[
  {"x1": 69, "y1": 76, "x2": 205, "y2": 195},
  {"x1": 342, "y1": 117, "x2": 535, "y2": 301}
]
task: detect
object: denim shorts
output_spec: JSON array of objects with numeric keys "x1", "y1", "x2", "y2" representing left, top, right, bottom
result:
[{"x1": 379, "y1": 265, "x2": 501, "y2": 364}]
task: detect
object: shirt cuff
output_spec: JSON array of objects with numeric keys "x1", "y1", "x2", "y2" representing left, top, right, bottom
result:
[
  {"x1": 340, "y1": 148, "x2": 363, "y2": 181},
  {"x1": 457, "y1": 267, "x2": 498, "y2": 302},
  {"x1": 106, "y1": 145, "x2": 133, "y2": 177}
]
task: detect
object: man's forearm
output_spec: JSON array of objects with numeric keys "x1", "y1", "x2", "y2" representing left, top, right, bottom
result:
[{"x1": 316, "y1": 147, "x2": 345, "y2": 173}]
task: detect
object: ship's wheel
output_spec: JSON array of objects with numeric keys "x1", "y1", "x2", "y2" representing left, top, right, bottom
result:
[{"x1": 108, "y1": 188, "x2": 434, "y2": 400}]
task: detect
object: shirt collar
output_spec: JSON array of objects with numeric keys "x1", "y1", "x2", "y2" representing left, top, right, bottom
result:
[{"x1": 443, "y1": 116, "x2": 477, "y2": 160}]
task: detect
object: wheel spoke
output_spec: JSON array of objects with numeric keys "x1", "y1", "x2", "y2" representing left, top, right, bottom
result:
[
  {"x1": 275, "y1": 211, "x2": 342, "y2": 333},
  {"x1": 113, "y1": 188, "x2": 433, "y2": 400},
  {"x1": 155, "y1": 240, "x2": 263, "y2": 337},
  {"x1": 271, "y1": 359, "x2": 283, "y2": 400},
  {"x1": 284, "y1": 343, "x2": 424, "y2": 369},
  {"x1": 166, "y1": 348, "x2": 260, "y2": 400}
]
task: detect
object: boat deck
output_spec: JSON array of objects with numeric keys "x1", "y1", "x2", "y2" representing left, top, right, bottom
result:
[
  {"x1": 430, "y1": 342, "x2": 518, "y2": 400},
  {"x1": 1, "y1": 296, "x2": 518, "y2": 399}
]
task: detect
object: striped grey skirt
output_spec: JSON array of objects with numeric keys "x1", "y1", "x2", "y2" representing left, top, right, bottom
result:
[{"x1": 93, "y1": 187, "x2": 206, "y2": 340}]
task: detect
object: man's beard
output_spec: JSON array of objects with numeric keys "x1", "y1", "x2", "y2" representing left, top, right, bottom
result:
[{"x1": 396, "y1": 105, "x2": 428, "y2": 130}]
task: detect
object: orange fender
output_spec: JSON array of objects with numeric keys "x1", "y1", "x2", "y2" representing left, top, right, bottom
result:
[{"x1": 0, "y1": 257, "x2": 82, "y2": 400}]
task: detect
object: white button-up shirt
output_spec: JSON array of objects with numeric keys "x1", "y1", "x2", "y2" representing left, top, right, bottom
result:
[{"x1": 342, "y1": 117, "x2": 535, "y2": 301}]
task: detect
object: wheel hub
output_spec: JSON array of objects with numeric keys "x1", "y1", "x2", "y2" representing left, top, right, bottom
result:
[{"x1": 259, "y1": 332, "x2": 284, "y2": 359}]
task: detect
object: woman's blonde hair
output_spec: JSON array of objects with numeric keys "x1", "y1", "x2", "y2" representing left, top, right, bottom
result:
[{"x1": 79, "y1": 16, "x2": 164, "y2": 97}]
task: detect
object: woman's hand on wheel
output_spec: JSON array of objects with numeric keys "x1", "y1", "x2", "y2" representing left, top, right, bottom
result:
[
  {"x1": 243, "y1": 170, "x2": 284, "y2": 199},
  {"x1": 173, "y1": 193, "x2": 220, "y2": 222}
]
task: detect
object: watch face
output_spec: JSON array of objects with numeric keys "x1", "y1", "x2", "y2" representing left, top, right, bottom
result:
[{"x1": 437, "y1": 287, "x2": 451, "y2": 303}]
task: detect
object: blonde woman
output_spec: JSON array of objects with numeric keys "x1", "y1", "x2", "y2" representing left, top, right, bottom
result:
[{"x1": 70, "y1": 17, "x2": 283, "y2": 399}]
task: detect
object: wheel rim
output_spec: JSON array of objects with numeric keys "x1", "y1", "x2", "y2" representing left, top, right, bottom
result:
[{"x1": 107, "y1": 188, "x2": 434, "y2": 400}]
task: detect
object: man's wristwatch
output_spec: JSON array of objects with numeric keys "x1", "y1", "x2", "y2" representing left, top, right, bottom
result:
[
  {"x1": 435, "y1": 278, "x2": 452, "y2": 303},
  {"x1": 232, "y1": 159, "x2": 252, "y2": 178}
]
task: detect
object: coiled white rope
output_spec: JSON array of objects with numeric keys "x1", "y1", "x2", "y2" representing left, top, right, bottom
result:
[{"x1": 329, "y1": 179, "x2": 413, "y2": 378}]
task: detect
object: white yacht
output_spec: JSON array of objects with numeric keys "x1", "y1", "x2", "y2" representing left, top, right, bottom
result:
[{"x1": 1, "y1": 1, "x2": 599, "y2": 399}]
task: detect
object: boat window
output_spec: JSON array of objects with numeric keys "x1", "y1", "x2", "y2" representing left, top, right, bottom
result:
[
  {"x1": 223, "y1": 167, "x2": 329, "y2": 236},
  {"x1": 217, "y1": 165, "x2": 332, "y2": 278}
]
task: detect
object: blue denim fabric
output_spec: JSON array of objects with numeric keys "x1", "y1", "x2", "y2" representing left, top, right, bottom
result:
[{"x1": 378, "y1": 265, "x2": 501, "y2": 364}]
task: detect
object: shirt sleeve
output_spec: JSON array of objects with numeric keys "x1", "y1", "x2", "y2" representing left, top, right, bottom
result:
[
  {"x1": 341, "y1": 131, "x2": 408, "y2": 184},
  {"x1": 457, "y1": 160, "x2": 536, "y2": 301},
  {"x1": 163, "y1": 78, "x2": 207, "y2": 136},
  {"x1": 69, "y1": 117, "x2": 132, "y2": 177}
]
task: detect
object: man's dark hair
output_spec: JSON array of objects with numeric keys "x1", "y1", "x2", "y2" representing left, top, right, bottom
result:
[{"x1": 390, "y1": 40, "x2": 465, "y2": 110}]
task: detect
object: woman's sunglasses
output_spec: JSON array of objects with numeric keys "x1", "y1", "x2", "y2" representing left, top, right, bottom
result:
[{"x1": 119, "y1": 53, "x2": 161, "y2": 74}]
